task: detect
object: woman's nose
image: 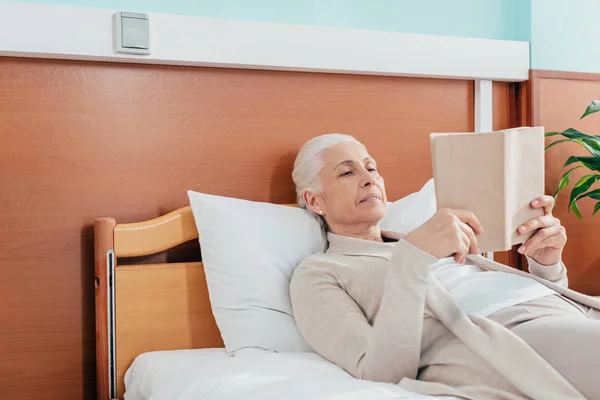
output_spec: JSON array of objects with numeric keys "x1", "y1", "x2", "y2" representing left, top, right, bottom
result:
[{"x1": 361, "y1": 173, "x2": 375, "y2": 187}]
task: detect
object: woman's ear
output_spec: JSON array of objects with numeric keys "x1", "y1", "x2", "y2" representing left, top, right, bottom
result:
[{"x1": 303, "y1": 191, "x2": 324, "y2": 216}]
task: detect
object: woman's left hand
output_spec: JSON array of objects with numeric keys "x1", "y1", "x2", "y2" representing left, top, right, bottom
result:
[{"x1": 516, "y1": 195, "x2": 567, "y2": 266}]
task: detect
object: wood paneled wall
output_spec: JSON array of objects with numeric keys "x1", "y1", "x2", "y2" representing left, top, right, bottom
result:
[
  {"x1": 529, "y1": 70, "x2": 600, "y2": 295},
  {"x1": 491, "y1": 81, "x2": 525, "y2": 267},
  {"x1": 0, "y1": 57, "x2": 514, "y2": 399}
]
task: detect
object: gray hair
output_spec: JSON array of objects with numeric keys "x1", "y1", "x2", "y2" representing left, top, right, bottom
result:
[{"x1": 292, "y1": 133, "x2": 365, "y2": 210}]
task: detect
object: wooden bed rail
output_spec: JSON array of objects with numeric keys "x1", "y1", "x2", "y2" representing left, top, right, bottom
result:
[
  {"x1": 113, "y1": 206, "x2": 199, "y2": 258},
  {"x1": 94, "y1": 218, "x2": 116, "y2": 400}
]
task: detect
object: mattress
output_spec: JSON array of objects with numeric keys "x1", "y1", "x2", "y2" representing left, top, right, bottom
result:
[{"x1": 124, "y1": 348, "x2": 458, "y2": 400}]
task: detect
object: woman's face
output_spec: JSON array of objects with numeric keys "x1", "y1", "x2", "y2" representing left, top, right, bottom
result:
[{"x1": 306, "y1": 141, "x2": 387, "y2": 230}]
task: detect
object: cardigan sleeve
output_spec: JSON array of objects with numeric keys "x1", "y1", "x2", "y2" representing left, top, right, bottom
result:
[
  {"x1": 526, "y1": 256, "x2": 568, "y2": 288},
  {"x1": 289, "y1": 240, "x2": 437, "y2": 384}
]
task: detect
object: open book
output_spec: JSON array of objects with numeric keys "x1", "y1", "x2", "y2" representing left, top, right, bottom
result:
[{"x1": 430, "y1": 127, "x2": 545, "y2": 253}]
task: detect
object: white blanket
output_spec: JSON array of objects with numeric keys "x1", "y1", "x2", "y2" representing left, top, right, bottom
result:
[{"x1": 124, "y1": 348, "x2": 458, "y2": 400}]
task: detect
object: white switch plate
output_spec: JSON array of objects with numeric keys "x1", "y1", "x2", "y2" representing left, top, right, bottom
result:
[{"x1": 113, "y1": 11, "x2": 150, "y2": 55}]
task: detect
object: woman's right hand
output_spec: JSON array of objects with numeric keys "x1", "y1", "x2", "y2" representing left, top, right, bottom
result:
[{"x1": 405, "y1": 208, "x2": 484, "y2": 263}]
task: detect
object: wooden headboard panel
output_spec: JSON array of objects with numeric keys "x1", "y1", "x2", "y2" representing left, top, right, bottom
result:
[
  {"x1": 0, "y1": 56, "x2": 517, "y2": 400},
  {"x1": 529, "y1": 70, "x2": 600, "y2": 295}
]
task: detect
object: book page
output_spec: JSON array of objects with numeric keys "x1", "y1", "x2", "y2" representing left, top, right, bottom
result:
[{"x1": 506, "y1": 127, "x2": 545, "y2": 246}]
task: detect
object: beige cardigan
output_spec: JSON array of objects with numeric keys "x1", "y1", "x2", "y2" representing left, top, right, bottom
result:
[{"x1": 289, "y1": 231, "x2": 600, "y2": 400}]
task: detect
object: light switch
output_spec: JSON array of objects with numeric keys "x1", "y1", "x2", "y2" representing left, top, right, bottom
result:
[{"x1": 113, "y1": 11, "x2": 150, "y2": 55}]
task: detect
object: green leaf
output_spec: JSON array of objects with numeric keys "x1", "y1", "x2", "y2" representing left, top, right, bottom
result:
[
  {"x1": 560, "y1": 128, "x2": 594, "y2": 140},
  {"x1": 573, "y1": 138, "x2": 600, "y2": 156},
  {"x1": 572, "y1": 188, "x2": 600, "y2": 219},
  {"x1": 572, "y1": 201, "x2": 582, "y2": 219},
  {"x1": 574, "y1": 174, "x2": 600, "y2": 189},
  {"x1": 576, "y1": 188, "x2": 600, "y2": 202},
  {"x1": 569, "y1": 174, "x2": 600, "y2": 208},
  {"x1": 564, "y1": 155, "x2": 582, "y2": 167},
  {"x1": 561, "y1": 128, "x2": 600, "y2": 142},
  {"x1": 547, "y1": 128, "x2": 600, "y2": 155},
  {"x1": 583, "y1": 137, "x2": 600, "y2": 150},
  {"x1": 554, "y1": 166, "x2": 580, "y2": 199},
  {"x1": 545, "y1": 139, "x2": 569, "y2": 151},
  {"x1": 547, "y1": 127, "x2": 600, "y2": 141},
  {"x1": 588, "y1": 189, "x2": 600, "y2": 200},
  {"x1": 578, "y1": 156, "x2": 600, "y2": 171},
  {"x1": 581, "y1": 100, "x2": 600, "y2": 119},
  {"x1": 564, "y1": 156, "x2": 600, "y2": 171}
]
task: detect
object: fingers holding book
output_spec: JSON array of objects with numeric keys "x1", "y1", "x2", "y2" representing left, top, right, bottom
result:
[
  {"x1": 516, "y1": 198, "x2": 567, "y2": 266},
  {"x1": 455, "y1": 221, "x2": 480, "y2": 263},
  {"x1": 517, "y1": 215, "x2": 558, "y2": 236},
  {"x1": 529, "y1": 195, "x2": 555, "y2": 215},
  {"x1": 450, "y1": 209, "x2": 485, "y2": 235},
  {"x1": 405, "y1": 208, "x2": 484, "y2": 263}
]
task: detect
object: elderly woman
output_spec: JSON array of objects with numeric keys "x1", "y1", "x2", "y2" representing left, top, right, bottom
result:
[{"x1": 289, "y1": 133, "x2": 600, "y2": 400}]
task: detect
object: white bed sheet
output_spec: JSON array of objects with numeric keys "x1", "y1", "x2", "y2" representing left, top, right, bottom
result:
[{"x1": 124, "y1": 348, "x2": 459, "y2": 400}]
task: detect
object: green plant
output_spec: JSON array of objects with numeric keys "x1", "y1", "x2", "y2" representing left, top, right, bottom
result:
[{"x1": 545, "y1": 100, "x2": 600, "y2": 219}]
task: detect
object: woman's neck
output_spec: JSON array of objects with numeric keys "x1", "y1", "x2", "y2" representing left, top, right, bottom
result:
[{"x1": 329, "y1": 223, "x2": 383, "y2": 242}]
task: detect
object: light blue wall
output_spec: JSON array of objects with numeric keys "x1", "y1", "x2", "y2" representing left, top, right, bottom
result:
[
  {"x1": 13, "y1": 0, "x2": 524, "y2": 41},
  {"x1": 514, "y1": 0, "x2": 531, "y2": 44},
  {"x1": 530, "y1": 0, "x2": 600, "y2": 73},
  {"x1": 12, "y1": 0, "x2": 600, "y2": 73}
]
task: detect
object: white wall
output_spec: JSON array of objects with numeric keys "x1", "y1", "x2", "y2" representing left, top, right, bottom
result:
[{"x1": 0, "y1": 2, "x2": 530, "y2": 81}]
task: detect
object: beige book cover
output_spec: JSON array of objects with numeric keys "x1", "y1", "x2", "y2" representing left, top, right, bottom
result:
[{"x1": 430, "y1": 127, "x2": 545, "y2": 253}]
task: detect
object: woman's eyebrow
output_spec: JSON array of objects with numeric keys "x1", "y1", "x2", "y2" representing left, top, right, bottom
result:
[
  {"x1": 334, "y1": 160, "x2": 355, "y2": 169},
  {"x1": 334, "y1": 157, "x2": 375, "y2": 169}
]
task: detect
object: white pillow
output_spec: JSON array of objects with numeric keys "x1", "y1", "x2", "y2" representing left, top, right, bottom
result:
[
  {"x1": 380, "y1": 178, "x2": 437, "y2": 233},
  {"x1": 187, "y1": 179, "x2": 436, "y2": 354},
  {"x1": 187, "y1": 191, "x2": 325, "y2": 354}
]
